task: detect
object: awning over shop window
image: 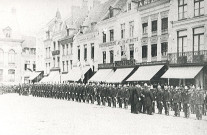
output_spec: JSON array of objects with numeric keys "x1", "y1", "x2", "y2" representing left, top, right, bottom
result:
[
  {"x1": 161, "y1": 66, "x2": 203, "y2": 79},
  {"x1": 127, "y1": 65, "x2": 164, "y2": 81},
  {"x1": 62, "y1": 66, "x2": 91, "y2": 82},
  {"x1": 40, "y1": 71, "x2": 60, "y2": 83},
  {"x1": 29, "y1": 72, "x2": 41, "y2": 81},
  {"x1": 89, "y1": 69, "x2": 114, "y2": 82},
  {"x1": 48, "y1": 71, "x2": 60, "y2": 83},
  {"x1": 40, "y1": 76, "x2": 49, "y2": 83},
  {"x1": 106, "y1": 68, "x2": 134, "y2": 83}
]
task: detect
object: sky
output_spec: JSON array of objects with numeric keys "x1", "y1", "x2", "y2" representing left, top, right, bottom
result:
[{"x1": 0, "y1": 0, "x2": 83, "y2": 36}]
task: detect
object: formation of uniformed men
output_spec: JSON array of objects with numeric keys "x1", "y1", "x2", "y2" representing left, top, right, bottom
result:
[
  {"x1": 2, "y1": 82, "x2": 206, "y2": 120},
  {"x1": 0, "y1": 85, "x2": 18, "y2": 94}
]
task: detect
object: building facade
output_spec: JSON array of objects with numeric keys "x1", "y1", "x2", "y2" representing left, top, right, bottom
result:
[
  {"x1": 165, "y1": 0, "x2": 207, "y2": 88},
  {"x1": 0, "y1": 9, "x2": 24, "y2": 84}
]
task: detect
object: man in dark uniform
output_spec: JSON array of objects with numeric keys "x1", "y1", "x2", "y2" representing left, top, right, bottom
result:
[
  {"x1": 195, "y1": 87, "x2": 204, "y2": 120},
  {"x1": 163, "y1": 86, "x2": 171, "y2": 116},
  {"x1": 145, "y1": 85, "x2": 154, "y2": 115},
  {"x1": 183, "y1": 86, "x2": 191, "y2": 118},
  {"x1": 96, "y1": 83, "x2": 101, "y2": 105},
  {"x1": 107, "y1": 84, "x2": 112, "y2": 107},
  {"x1": 111, "y1": 84, "x2": 117, "y2": 108},
  {"x1": 117, "y1": 84, "x2": 123, "y2": 108},
  {"x1": 124, "y1": 85, "x2": 130, "y2": 109},
  {"x1": 173, "y1": 87, "x2": 182, "y2": 117}
]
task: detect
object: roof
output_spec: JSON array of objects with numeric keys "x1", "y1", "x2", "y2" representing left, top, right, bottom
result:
[
  {"x1": 102, "y1": 0, "x2": 128, "y2": 20},
  {"x1": 0, "y1": 9, "x2": 22, "y2": 39},
  {"x1": 82, "y1": 0, "x2": 117, "y2": 34},
  {"x1": 22, "y1": 36, "x2": 36, "y2": 48}
]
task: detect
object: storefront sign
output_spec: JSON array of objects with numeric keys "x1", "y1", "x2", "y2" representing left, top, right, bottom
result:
[
  {"x1": 136, "y1": 60, "x2": 168, "y2": 66},
  {"x1": 98, "y1": 63, "x2": 114, "y2": 69},
  {"x1": 115, "y1": 59, "x2": 135, "y2": 67},
  {"x1": 117, "y1": 37, "x2": 138, "y2": 45},
  {"x1": 99, "y1": 41, "x2": 116, "y2": 48}
]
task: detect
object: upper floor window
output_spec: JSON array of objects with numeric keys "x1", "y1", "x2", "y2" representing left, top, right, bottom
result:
[
  {"x1": 161, "y1": 42, "x2": 168, "y2": 56},
  {"x1": 109, "y1": 7, "x2": 114, "y2": 18},
  {"x1": 8, "y1": 50, "x2": 15, "y2": 64},
  {"x1": 66, "y1": 44, "x2": 69, "y2": 55},
  {"x1": 128, "y1": 3, "x2": 132, "y2": 11},
  {"x1": 151, "y1": 44, "x2": 157, "y2": 57},
  {"x1": 129, "y1": 44, "x2": 134, "y2": 60},
  {"x1": 62, "y1": 45, "x2": 65, "y2": 56},
  {"x1": 62, "y1": 61, "x2": 65, "y2": 72},
  {"x1": 77, "y1": 46, "x2": 80, "y2": 61},
  {"x1": 142, "y1": 45, "x2": 148, "y2": 58},
  {"x1": 121, "y1": 23, "x2": 125, "y2": 39},
  {"x1": 178, "y1": 0, "x2": 187, "y2": 20},
  {"x1": 84, "y1": 45, "x2": 87, "y2": 61},
  {"x1": 110, "y1": 50, "x2": 114, "y2": 63},
  {"x1": 152, "y1": 20, "x2": 157, "y2": 32},
  {"x1": 0, "y1": 49, "x2": 4, "y2": 64},
  {"x1": 161, "y1": 18, "x2": 168, "y2": 31},
  {"x1": 142, "y1": 23, "x2": 148, "y2": 34},
  {"x1": 70, "y1": 43, "x2": 73, "y2": 54},
  {"x1": 103, "y1": 51, "x2": 106, "y2": 64},
  {"x1": 194, "y1": 0, "x2": 204, "y2": 17},
  {"x1": 48, "y1": 47, "x2": 51, "y2": 58},
  {"x1": 129, "y1": 21, "x2": 134, "y2": 37},
  {"x1": 46, "y1": 31, "x2": 50, "y2": 39},
  {"x1": 66, "y1": 28, "x2": 70, "y2": 36},
  {"x1": 53, "y1": 57, "x2": 55, "y2": 67},
  {"x1": 178, "y1": 30, "x2": 187, "y2": 54},
  {"x1": 53, "y1": 41, "x2": 56, "y2": 50},
  {"x1": 193, "y1": 27, "x2": 204, "y2": 52},
  {"x1": 58, "y1": 42, "x2": 60, "y2": 50},
  {"x1": 103, "y1": 32, "x2": 106, "y2": 43},
  {"x1": 110, "y1": 29, "x2": 114, "y2": 41},
  {"x1": 91, "y1": 43, "x2": 94, "y2": 59}
]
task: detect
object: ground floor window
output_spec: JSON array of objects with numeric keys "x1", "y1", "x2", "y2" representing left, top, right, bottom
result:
[
  {"x1": 0, "y1": 69, "x2": 3, "y2": 82},
  {"x1": 8, "y1": 69, "x2": 15, "y2": 82}
]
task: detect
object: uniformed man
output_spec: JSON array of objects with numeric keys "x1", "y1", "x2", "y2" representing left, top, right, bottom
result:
[
  {"x1": 183, "y1": 86, "x2": 191, "y2": 118},
  {"x1": 195, "y1": 87, "x2": 204, "y2": 120},
  {"x1": 163, "y1": 86, "x2": 171, "y2": 116},
  {"x1": 173, "y1": 87, "x2": 182, "y2": 117}
]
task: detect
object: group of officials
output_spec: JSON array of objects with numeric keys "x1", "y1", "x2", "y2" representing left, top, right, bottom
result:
[{"x1": 16, "y1": 82, "x2": 207, "y2": 120}]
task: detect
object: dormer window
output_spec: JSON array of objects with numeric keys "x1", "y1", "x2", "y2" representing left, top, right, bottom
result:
[
  {"x1": 3, "y1": 27, "x2": 12, "y2": 38},
  {"x1": 109, "y1": 7, "x2": 114, "y2": 18},
  {"x1": 46, "y1": 31, "x2": 50, "y2": 39},
  {"x1": 66, "y1": 28, "x2": 69, "y2": 36}
]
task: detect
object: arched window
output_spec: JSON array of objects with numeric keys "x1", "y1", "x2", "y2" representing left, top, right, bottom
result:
[
  {"x1": 8, "y1": 69, "x2": 15, "y2": 82},
  {"x1": 8, "y1": 49, "x2": 15, "y2": 64},
  {"x1": 0, "y1": 49, "x2": 4, "y2": 64}
]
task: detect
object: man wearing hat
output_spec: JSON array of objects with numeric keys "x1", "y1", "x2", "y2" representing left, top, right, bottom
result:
[
  {"x1": 195, "y1": 87, "x2": 204, "y2": 120},
  {"x1": 183, "y1": 86, "x2": 191, "y2": 118},
  {"x1": 173, "y1": 86, "x2": 182, "y2": 117},
  {"x1": 163, "y1": 85, "x2": 171, "y2": 115},
  {"x1": 156, "y1": 85, "x2": 163, "y2": 114}
]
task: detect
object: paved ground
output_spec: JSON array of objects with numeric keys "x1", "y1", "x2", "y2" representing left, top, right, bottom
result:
[{"x1": 0, "y1": 94, "x2": 206, "y2": 135}]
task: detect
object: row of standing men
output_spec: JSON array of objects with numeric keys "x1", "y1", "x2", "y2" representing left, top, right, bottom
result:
[{"x1": 17, "y1": 82, "x2": 207, "y2": 120}]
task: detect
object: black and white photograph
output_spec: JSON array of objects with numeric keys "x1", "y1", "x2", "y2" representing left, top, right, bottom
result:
[{"x1": 0, "y1": 0, "x2": 207, "y2": 134}]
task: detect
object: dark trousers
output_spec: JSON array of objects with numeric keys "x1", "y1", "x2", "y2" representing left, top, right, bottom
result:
[{"x1": 183, "y1": 103, "x2": 190, "y2": 118}]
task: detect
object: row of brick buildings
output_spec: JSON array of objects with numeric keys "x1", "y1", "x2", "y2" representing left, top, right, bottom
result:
[{"x1": 37, "y1": 0, "x2": 207, "y2": 89}]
